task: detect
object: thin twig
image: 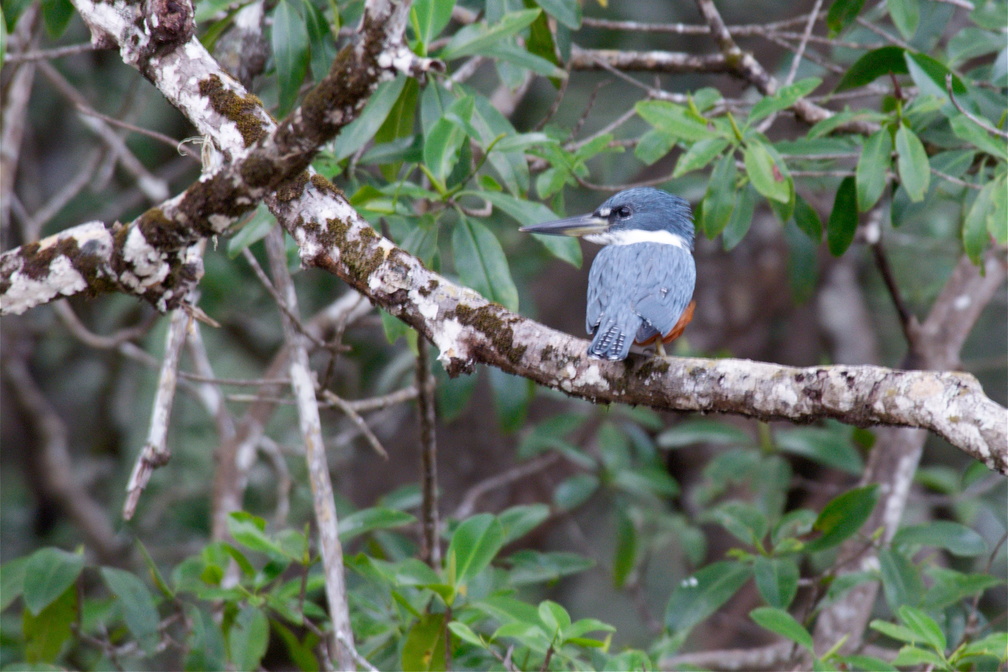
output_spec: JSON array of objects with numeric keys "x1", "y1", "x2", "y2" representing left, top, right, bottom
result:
[
  {"x1": 123, "y1": 307, "x2": 192, "y2": 520},
  {"x1": 54, "y1": 300, "x2": 158, "y2": 349},
  {"x1": 784, "y1": 0, "x2": 824, "y2": 86},
  {"x1": 3, "y1": 42, "x2": 99, "y2": 62},
  {"x1": 454, "y1": 454, "x2": 560, "y2": 519},
  {"x1": 872, "y1": 238, "x2": 919, "y2": 345},
  {"x1": 241, "y1": 247, "x2": 328, "y2": 350},
  {"x1": 38, "y1": 61, "x2": 170, "y2": 202},
  {"x1": 319, "y1": 390, "x2": 390, "y2": 459},
  {"x1": 946, "y1": 73, "x2": 1008, "y2": 140},
  {"x1": 416, "y1": 337, "x2": 440, "y2": 566},
  {"x1": 264, "y1": 227, "x2": 356, "y2": 670}
]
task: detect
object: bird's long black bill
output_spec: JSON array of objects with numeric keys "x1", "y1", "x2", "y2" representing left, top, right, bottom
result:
[{"x1": 519, "y1": 213, "x2": 608, "y2": 237}]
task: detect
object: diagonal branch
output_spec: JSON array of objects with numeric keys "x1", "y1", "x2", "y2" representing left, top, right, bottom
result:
[
  {"x1": 0, "y1": 0, "x2": 433, "y2": 316},
  {"x1": 1, "y1": 0, "x2": 1004, "y2": 475}
]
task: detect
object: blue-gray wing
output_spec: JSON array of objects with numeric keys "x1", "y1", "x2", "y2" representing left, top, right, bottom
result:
[
  {"x1": 631, "y1": 244, "x2": 695, "y2": 341},
  {"x1": 585, "y1": 244, "x2": 695, "y2": 360}
]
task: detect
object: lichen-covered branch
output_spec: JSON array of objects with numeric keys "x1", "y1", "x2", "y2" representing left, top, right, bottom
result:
[
  {"x1": 0, "y1": 0, "x2": 430, "y2": 316},
  {"x1": 258, "y1": 177, "x2": 1008, "y2": 472},
  {"x1": 2, "y1": 0, "x2": 1003, "y2": 475}
]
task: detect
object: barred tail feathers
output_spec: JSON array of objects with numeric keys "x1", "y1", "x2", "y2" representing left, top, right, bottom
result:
[{"x1": 587, "y1": 313, "x2": 640, "y2": 361}]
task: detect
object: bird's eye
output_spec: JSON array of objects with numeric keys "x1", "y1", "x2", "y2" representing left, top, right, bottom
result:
[{"x1": 616, "y1": 206, "x2": 631, "y2": 218}]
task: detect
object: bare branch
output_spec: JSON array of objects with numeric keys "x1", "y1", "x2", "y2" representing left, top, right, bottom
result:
[
  {"x1": 265, "y1": 227, "x2": 356, "y2": 670},
  {"x1": 568, "y1": 46, "x2": 731, "y2": 74},
  {"x1": 123, "y1": 307, "x2": 192, "y2": 519},
  {"x1": 947, "y1": 73, "x2": 1008, "y2": 140},
  {"x1": 416, "y1": 337, "x2": 440, "y2": 566}
]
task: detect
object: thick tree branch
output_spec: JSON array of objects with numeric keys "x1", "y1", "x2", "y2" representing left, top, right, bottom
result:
[
  {"x1": 264, "y1": 180, "x2": 1006, "y2": 471},
  {"x1": 0, "y1": 0, "x2": 431, "y2": 316},
  {"x1": 2, "y1": 0, "x2": 1003, "y2": 474}
]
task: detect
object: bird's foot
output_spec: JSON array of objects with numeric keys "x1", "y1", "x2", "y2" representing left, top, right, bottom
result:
[{"x1": 655, "y1": 341, "x2": 668, "y2": 358}]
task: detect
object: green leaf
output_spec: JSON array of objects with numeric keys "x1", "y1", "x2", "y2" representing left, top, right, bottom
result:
[
  {"x1": 230, "y1": 606, "x2": 270, "y2": 670},
  {"x1": 840, "y1": 654, "x2": 898, "y2": 672},
  {"x1": 754, "y1": 557, "x2": 800, "y2": 610},
  {"x1": 23, "y1": 548, "x2": 84, "y2": 616},
  {"x1": 895, "y1": 125, "x2": 930, "y2": 202},
  {"x1": 489, "y1": 367, "x2": 534, "y2": 433},
  {"x1": 480, "y1": 41, "x2": 565, "y2": 78},
  {"x1": 0, "y1": 555, "x2": 28, "y2": 612},
  {"x1": 892, "y1": 521, "x2": 988, "y2": 557},
  {"x1": 887, "y1": 0, "x2": 919, "y2": 40},
  {"x1": 505, "y1": 550, "x2": 594, "y2": 585},
  {"x1": 41, "y1": 0, "x2": 73, "y2": 38},
  {"x1": 272, "y1": 0, "x2": 310, "y2": 116},
  {"x1": 440, "y1": 9, "x2": 541, "y2": 60},
  {"x1": 565, "y1": 617, "x2": 615, "y2": 640},
  {"x1": 897, "y1": 605, "x2": 946, "y2": 651},
  {"x1": 339, "y1": 507, "x2": 416, "y2": 542},
  {"x1": 374, "y1": 77, "x2": 419, "y2": 180},
  {"x1": 792, "y1": 195, "x2": 823, "y2": 242},
  {"x1": 922, "y1": 567, "x2": 1003, "y2": 610},
  {"x1": 673, "y1": 138, "x2": 731, "y2": 178},
  {"x1": 664, "y1": 561, "x2": 752, "y2": 634},
  {"x1": 950, "y1": 115, "x2": 1008, "y2": 161},
  {"x1": 827, "y1": 176, "x2": 858, "y2": 256},
  {"x1": 402, "y1": 613, "x2": 448, "y2": 671},
  {"x1": 553, "y1": 474, "x2": 599, "y2": 510},
  {"x1": 748, "y1": 78, "x2": 822, "y2": 126},
  {"x1": 332, "y1": 76, "x2": 408, "y2": 161},
  {"x1": 535, "y1": 0, "x2": 580, "y2": 29},
  {"x1": 411, "y1": 0, "x2": 455, "y2": 46},
  {"x1": 707, "y1": 501, "x2": 768, "y2": 546},
  {"x1": 184, "y1": 604, "x2": 227, "y2": 671},
  {"x1": 835, "y1": 46, "x2": 907, "y2": 92},
  {"x1": 744, "y1": 141, "x2": 791, "y2": 203},
  {"x1": 700, "y1": 153, "x2": 738, "y2": 238},
  {"x1": 870, "y1": 619, "x2": 921, "y2": 644},
  {"x1": 474, "y1": 190, "x2": 581, "y2": 267},
  {"x1": 879, "y1": 548, "x2": 924, "y2": 611},
  {"x1": 23, "y1": 584, "x2": 76, "y2": 663},
  {"x1": 963, "y1": 178, "x2": 998, "y2": 263},
  {"x1": 497, "y1": 504, "x2": 549, "y2": 545},
  {"x1": 657, "y1": 419, "x2": 750, "y2": 448},
  {"x1": 989, "y1": 174, "x2": 1008, "y2": 244},
  {"x1": 722, "y1": 184, "x2": 757, "y2": 250},
  {"x1": 424, "y1": 99, "x2": 472, "y2": 183},
  {"x1": 805, "y1": 484, "x2": 878, "y2": 551},
  {"x1": 228, "y1": 205, "x2": 276, "y2": 257},
  {"x1": 538, "y1": 599, "x2": 572, "y2": 635},
  {"x1": 447, "y1": 621, "x2": 487, "y2": 648},
  {"x1": 636, "y1": 101, "x2": 718, "y2": 142},
  {"x1": 856, "y1": 128, "x2": 893, "y2": 212},
  {"x1": 272, "y1": 620, "x2": 320, "y2": 670},
  {"x1": 904, "y1": 51, "x2": 968, "y2": 102},
  {"x1": 892, "y1": 646, "x2": 945, "y2": 667},
  {"x1": 302, "y1": 0, "x2": 335, "y2": 82},
  {"x1": 826, "y1": 0, "x2": 866, "y2": 35},
  {"x1": 635, "y1": 128, "x2": 677, "y2": 165},
  {"x1": 784, "y1": 220, "x2": 819, "y2": 303},
  {"x1": 228, "y1": 511, "x2": 287, "y2": 558},
  {"x1": 447, "y1": 513, "x2": 505, "y2": 584},
  {"x1": 613, "y1": 506, "x2": 638, "y2": 589},
  {"x1": 0, "y1": 6, "x2": 7, "y2": 71},
  {"x1": 100, "y1": 567, "x2": 160, "y2": 654},
  {"x1": 750, "y1": 606, "x2": 813, "y2": 650},
  {"x1": 775, "y1": 427, "x2": 864, "y2": 474},
  {"x1": 452, "y1": 216, "x2": 519, "y2": 310}
]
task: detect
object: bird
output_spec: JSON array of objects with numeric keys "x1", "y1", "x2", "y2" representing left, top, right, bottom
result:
[{"x1": 520, "y1": 188, "x2": 696, "y2": 361}]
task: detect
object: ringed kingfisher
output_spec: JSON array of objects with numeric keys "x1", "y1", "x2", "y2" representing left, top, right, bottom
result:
[{"x1": 520, "y1": 188, "x2": 696, "y2": 361}]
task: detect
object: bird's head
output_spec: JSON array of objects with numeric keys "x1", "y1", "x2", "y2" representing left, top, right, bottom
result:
[{"x1": 520, "y1": 188, "x2": 694, "y2": 250}]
